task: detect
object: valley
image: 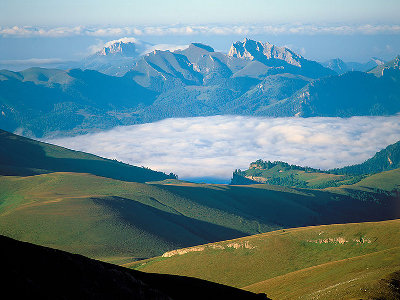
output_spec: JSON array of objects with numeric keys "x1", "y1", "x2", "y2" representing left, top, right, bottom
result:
[
  {"x1": 1, "y1": 16, "x2": 399, "y2": 297},
  {"x1": 0, "y1": 130, "x2": 399, "y2": 267}
]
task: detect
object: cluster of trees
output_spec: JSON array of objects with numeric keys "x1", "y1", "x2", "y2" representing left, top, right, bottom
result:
[
  {"x1": 249, "y1": 159, "x2": 323, "y2": 173},
  {"x1": 232, "y1": 159, "x2": 367, "y2": 189},
  {"x1": 330, "y1": 141, "x2": 400, "y2": 175}
]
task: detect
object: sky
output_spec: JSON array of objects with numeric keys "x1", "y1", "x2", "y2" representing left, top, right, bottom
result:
[
  {"x1": 49, "y1": 115, "x2": 400, "y2": 183},
  {"x1": 0, "y1": 0, "x2": 399, "y2": 68},
  {"x1": 1, "y1": 0, "x2": 400, "y2": 26}
]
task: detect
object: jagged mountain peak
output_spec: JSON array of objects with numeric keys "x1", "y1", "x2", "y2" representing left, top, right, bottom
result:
[
  {"x1": 228, "y1": 38, "x2": 303, "y2": 67},
  {"x1": 95, "y1": 37, "x2": 151, "y2": 57},
  {"x1": 371, "y1": 57, "x2": 385, "y2": 65}
]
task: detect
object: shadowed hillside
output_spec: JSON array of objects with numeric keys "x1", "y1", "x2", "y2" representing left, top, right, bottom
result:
[
  {"x1": 1, "y1": 170, "x2": 399, "y2": 262},
  {"x1": 0, "y1": 129, "x2": 174, "y2": 182},
  {"x1": 0, "y1": 131, "x2": 399, "y2": 263},
  {"x1": 0, "y1": 67, "x2": 156, "y2": 137},
  {"x1": 2, "y1": 41, "x2": 399, "y2": 137},
  {"x1": 1, "y1": 235, "x2": 268, "y2": 300}
]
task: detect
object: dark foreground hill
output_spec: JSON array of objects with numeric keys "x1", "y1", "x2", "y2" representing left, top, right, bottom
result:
[
  {"x1": 0, "y1": 235, "x2": 268, "y2": 300},
  {"x1": 0, "y1": 129, "x2": 174, "y2": 182}
]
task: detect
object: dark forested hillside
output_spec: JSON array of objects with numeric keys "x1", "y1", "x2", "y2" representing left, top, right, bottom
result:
[
  {"x1": 0, "y1": 129, "x2": 173, "y2": 182},
  {"x1": 1, "y1": 40, "x2": 399, "y2": 138},
  {"x1": 331, "y1": 140, "x2": 400, "y2": 175}
]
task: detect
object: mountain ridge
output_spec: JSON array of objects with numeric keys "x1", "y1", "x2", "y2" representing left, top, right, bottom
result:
[
  {"x1": 1, "y1": 39, "x2": 399, "y2": 138},
  {"x1": 322, "y1": 57, "x2": 385, "y2": 75}
]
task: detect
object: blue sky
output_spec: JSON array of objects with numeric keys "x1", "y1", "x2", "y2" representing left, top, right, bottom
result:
[{"x1": 1, "y1": 0, "x2": 399, "y2": 26}]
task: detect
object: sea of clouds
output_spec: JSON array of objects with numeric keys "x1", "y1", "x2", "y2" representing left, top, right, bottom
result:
[
  {"x1": 2, "y1": 24, "x2": 400, "y2": 38},
  {"x1": 48, "y1": 115, "x2": 400, "y2": 183}
]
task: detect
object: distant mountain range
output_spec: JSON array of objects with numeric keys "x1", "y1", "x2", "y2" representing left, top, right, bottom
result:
[
  {"x1": 322, "y1": 57, "x2": 385, "y2": 75},
  {"x1": 82, "y1": 38, "x2": 153, "y2": 77},
  {"x1": 259, "y1": 69, "x2": 400, "y2": 117},
  {"x1": 368, "y1": 55, "x2": 400, "y2": 77},
  {"x1": 1, "y1": 38, "x2": 399, "y2": 137},
  {"x1": 0, "y1": 67, "x2": 155, "y2": 137}
]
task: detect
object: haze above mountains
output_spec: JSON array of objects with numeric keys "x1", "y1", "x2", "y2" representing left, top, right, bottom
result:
[{"x1": 0, "y1": 38, "x2": 399, "y2": 138}]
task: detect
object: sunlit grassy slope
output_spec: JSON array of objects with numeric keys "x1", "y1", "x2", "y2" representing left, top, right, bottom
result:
[
  {"x1": 129, "y1": 219, "x2": 400, "y2": 299},
  {"x1": 1, "y1": 168, "x2": 398, "y2": 263},
  {"x1": 232, "y1": 164, "x2": 361, "y2": 188},
  {"x1": 1, "y1": 129, "x2": 399, "y2": 269}
]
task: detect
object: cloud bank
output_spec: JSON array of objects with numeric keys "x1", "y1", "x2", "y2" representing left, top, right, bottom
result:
[
  {"x1": 48, "y1": 115, "x2": 400, "y2": 183},
  {"x1": 2, "y1": 24, "x2": 400, "y2": 38},
  {"x1": 142, "y1": 44, "x2": 189, "y2": 55},
  {"x1": 0, "y1": 58, "x2": 67, "y2": 65}
]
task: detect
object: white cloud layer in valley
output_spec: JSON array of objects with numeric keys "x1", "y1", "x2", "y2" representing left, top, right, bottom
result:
[{"x1": 48, "y1": 115, "x2": 400, "y2": 183}]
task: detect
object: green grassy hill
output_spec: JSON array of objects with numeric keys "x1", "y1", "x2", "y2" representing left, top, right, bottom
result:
[
  {"x1": 129, "y1": 219, "x2": 400, "y2": 299},
  {"x1": 0, "y1": 129, "x2": 173, "y2": 182},
  {"x1": 231, "y1": 160, "x2": 364, "y2": 189},
  {"x1": 232, "y1": 140, "x2": 400, "y2": 189},
  {"x1": 1, "y1": 168, "x2": 399, "y2": 263},
  {"x1": 0, "y1": 130, "x2": 398, "y2": 265}
]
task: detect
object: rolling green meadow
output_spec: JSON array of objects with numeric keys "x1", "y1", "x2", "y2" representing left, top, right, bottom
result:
[
  {"x1": 0, "y1": 129, "x2": 399, "y2": 298},
  {"x1": 129, "y1": 219, "x2": 400, "y2": 299},
  {"x1": 2, "y1": 1, "x2": 400, "y2": 297}
]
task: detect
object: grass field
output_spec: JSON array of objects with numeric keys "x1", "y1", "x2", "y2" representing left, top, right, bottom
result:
[
  {"x1": 128, "y1": 219, "x2": 400, "y2": 299},
  {"x1": 1, "y1": 168, "x2": 398, "y2": 262},
  {"x1": 238, "y1": 165, "x2": 360, "y2": 188},
  {"x1": 1, "y1": 129, "x2": 399, "y2": 298}
]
